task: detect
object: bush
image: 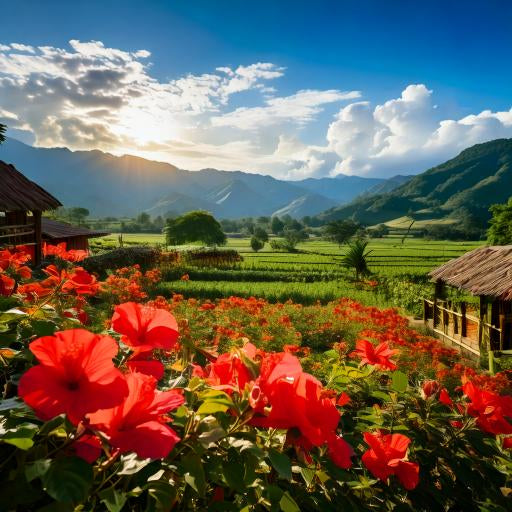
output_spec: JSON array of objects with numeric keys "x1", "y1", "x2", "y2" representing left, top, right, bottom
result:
[
  {"x1": 81, "y1": 246, "x2": 161, "y2": 276},
  {"x1": 250, "y1": 236, "x2": 265, "y2": 252},
  {"x1": 182, "y1": 248, "x2": 243, "y2": 267}
]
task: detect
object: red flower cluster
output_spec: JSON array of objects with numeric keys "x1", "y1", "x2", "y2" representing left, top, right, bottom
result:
[
  {"x1": 362, "y1": 432, "x2": 419, "y2": 490},
  {"x1": 18, "y1": 302, "x2": 184, "y2": 460},
  {"x1": 198, "y1": 344, "x2": 354, "y2": 469},
  {"x1": 463, "y1": 381, "x2": 512, "y2": 435},
  {"x1": 0, "y1": 247, "x2": 32, "y2": 296},
  {"x1": 43, "y1": 242, "x2": 88, "y2": 262},
  {"x1": 17, "y1": 264, "x2": 99, "y2": 301},
  {"x1": 101, "y1": 265, "x2": 161, "y2": 302}
]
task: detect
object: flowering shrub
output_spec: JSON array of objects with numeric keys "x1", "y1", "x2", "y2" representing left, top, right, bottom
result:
[{"x1": 0, "y1": 250, "x2": 511, "y2": 510}]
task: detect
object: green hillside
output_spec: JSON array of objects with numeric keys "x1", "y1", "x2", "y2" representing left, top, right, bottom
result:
[{"x1": 317, "y1": 138, "x2": 512, "y2": 225}]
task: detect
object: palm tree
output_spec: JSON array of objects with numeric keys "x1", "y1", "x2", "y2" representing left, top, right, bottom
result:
[
  {"x1": 0, "y1": 123, "x2": 6, "y2": 145},
  {"x1": 342, "y1": 238, "x2": 372, "y2": 280}
]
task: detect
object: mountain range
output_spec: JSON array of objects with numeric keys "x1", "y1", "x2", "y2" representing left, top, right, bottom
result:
[
  {"x1": 0, "y1": 138, "x2": 408, "y2": 219},
  {"x1": 317, "y1": 138, "x2": 512, "y2": 226}
]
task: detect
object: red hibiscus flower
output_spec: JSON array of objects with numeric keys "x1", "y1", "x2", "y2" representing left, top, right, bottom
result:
[
  {"x1": 350, "y1": 339, "x2": 398, "y2": 371},
  {"x1": 463, "y1": 381, "x2": 512, "y2": 435},
  {"x1": 421, "y1": 380, "x2": 440, "y2": 399},
  {"x1": 112, "y1": 302, "x2": 179, "y2": 354},
  {"x1": 88, "y1": 372, "x2": 184, "y2": 459},
  {"x1": 18, "y1": 329, "x2": 128, "y2": 424},
  {"x1": 362, "y1": 432, "x2": 419, "y2": 490},
  {"x1": 0, "y1": 273, "x2": 15, "y2": 296},
  {"x1": 63, "y1": 268, "x2": 99, "y2": 296},
  {"x1": 250, "y1": 351, "x2": 353, "y2": 468},
  {"x1": 204, "y1": 352, "x2": 254, "y2": 393}
]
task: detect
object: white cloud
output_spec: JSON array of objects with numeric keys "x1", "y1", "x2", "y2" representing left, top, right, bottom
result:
[
  {"x1": 212, "y1": 89, "x2": 361, "y2": 130},
  {"x1": 327, "y1": 84, "x2": 512, "y2": 176},
  {"x1": 10, "y1": 43, "x2": 35, "y2": 53},
  {"x1": 1, "y1": 40, "x2": 511, "y2": 180}
]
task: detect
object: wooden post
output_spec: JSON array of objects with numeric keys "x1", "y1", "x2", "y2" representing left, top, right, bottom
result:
[
  {"x1": 33, "y1": 210, "x2": 42, "y2": 267},
  {"x1": 433, "y1": 280, "x2": 443, "y2": 329},
  {"x1": 461, "y1": 302, "x2": 467, "y2": 338},
  {"x1": 499, "y1": 313, "x2": 505, "y2": 351}
]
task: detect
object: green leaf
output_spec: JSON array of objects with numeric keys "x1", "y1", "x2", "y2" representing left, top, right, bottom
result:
[
  {"x1": 280, "y1": 491, "x2": 300, "y2": 512},
  {"x1": 1, "y1": 423, "x2": 38, "y2": 450},
  {"x1": 197, "y1": 390, "x2": 233, "y2": 415},
  {"x1": 268, "y1": 449, "x2": 292, "y2": 481},
  {"x1": 31, "y1": 320, "x2": 58, "y2": 337},
  {"x1": 42, "y1": 456, "x2": 93, "y2": 503},
  {"x1": 300, "y1": 467, "x2": 315, "y2": 487},
  {"x1": 25, "y1": 459, "x2": 51, "y2": 482},
  {"x1": 0, "y1": 397, "x2": 27, "y2": 412},
  {"x1": 99, "y1": 487, "x2": 127, "y2": 512},
  {"x1": 391, "y1": 371, "x2": 408, "y2": 393},
  {"x1": 146, "y1": 480, "x2": 176, "y2": 511},
  {"x1": 182, "y1": 453, "x2": 206, "y2": 497}
]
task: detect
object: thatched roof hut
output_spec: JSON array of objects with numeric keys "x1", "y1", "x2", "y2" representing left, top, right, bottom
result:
[
  {"x1": 429, "y1": 245, "x2": 512, "y2": 300},
  {"x1": 42, "y1": 218, "x2": 109, "y2": 251},
  {"x1": 0, "y1": 160, "x2": 62, "y2": 264},
  {"x1": 426, "y1": 245, "x2": 512, "y2": 362},
  {"x1": 0, "y1": 161, "x2": 61, "y2": 212}
]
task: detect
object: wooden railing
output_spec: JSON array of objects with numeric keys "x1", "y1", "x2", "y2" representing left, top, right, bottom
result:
[
  {"x1": 422, "y1": 298, "x2": 512, "y2": 356},
  {"x1": 0, "y1": 223, "x2": 37, "y2": 247}
]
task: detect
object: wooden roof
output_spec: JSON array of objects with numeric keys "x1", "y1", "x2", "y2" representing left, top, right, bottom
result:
[
  {"x1": 429, "y1": 245, "x2": 512, "y2": 300},
  {"x1": 0, "y1": 160, "x2": 61, "y2": 211},
  {"x1": 42, "y1": 218, "x2": 109, "y2": 239}
]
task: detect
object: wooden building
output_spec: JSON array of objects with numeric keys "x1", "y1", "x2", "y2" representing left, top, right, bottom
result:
[
  {"x1": 0, "y1": 161, "x2": 61, "y2": 265},
  {"x1": 423, "y1": 245, "x2": 512, "y2": 371},
  {"x1": 42, "y1": 218, "x2": 108, "y2": 251}
]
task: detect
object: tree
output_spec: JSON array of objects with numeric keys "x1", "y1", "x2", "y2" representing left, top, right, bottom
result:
[
  {"x1": 271, "y1": 216, "x2": 285, "y2": 235},
  {"x1": 487, "y1": 197, "x2": 512, "y2": 245},
  {"x1": 136, "y1": 212, "x2": 151, "y2": 226},
  {"x1": 164, "y1": 211, "x2": 227, "y2": 246},
  {"x1": 342, "y1": 238, "x2": 372, "y2": 280},
  {"x1": 68, "y1": 207, "x2": 90, "y2": 225},
  {"x1": 0, "y1": 123, "x2": 6, "y2": 144},
  {"x1": 253, "y1": 226, "x2": 269, "y2": 242},
  {"x1": 324, "y1": 220, "x2": 360, "y2": 245},
  {"x1": 250, "y1": 236, "x2": 264, "y2": 252}
]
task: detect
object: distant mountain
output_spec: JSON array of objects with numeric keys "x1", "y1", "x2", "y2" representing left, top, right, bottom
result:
[
  {"x1": 316, "y1": 139, "x2": 512, "y2": 225},
  {"x1": 272, "y1": 194, "x2": 338, "y2": 219},
  {"x1": 0, "y1": 138, "x2": 403, "y2": 219},
  {"x1": 296, "y1": 175, "x2": 386, "y2": 202},
  {"x1": 362, "y1": 175, "x2": 412, "y2": 196}
]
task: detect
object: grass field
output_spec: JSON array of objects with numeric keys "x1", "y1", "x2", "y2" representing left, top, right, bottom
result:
[{"x1": 94, "y1": 234, "x2": 483, "y2": 312}]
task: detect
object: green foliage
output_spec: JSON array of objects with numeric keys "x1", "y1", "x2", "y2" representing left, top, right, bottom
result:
[
  {"x1": 165, "y1": 211, "x2": 227, "y2": 246},
  {"x1": 253, "y1": 226, "x2": 269, "y2": 242},
  {"x1": 271, "y1": 216, "x2": 285, "y2": 234},
  {"x1": 487, "y1": 197, "x2": 512, "y2": 245},
  {"x1": 341, "y1": 238, "x2": 372, "y2": 279},
  {"x1": 317, "y1": 138, "x2": 512, "y2": 228},
  {"x1": 250, "y1": 236, "x2": 265, "y2": 252},
  {"x1": 324, "y1": 219, "x2": 360, "y2": 245}
]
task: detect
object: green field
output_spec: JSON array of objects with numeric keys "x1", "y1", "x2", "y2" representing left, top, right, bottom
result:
[{"x1": 94, "y1": 234, "x2": 483, "y2": 312}]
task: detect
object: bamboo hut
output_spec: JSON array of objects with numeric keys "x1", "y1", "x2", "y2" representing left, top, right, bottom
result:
[
  {"x1": 0, "y1": 161, "x2": 61, "y2": 265},
  {"x1": 424, "y1": 246, "x2": 512, "y2": 369}
]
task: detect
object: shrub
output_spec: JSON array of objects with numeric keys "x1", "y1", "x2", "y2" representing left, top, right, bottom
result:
[{"x1": 81, "y1": 246, "x2": 161, "y2": 276}]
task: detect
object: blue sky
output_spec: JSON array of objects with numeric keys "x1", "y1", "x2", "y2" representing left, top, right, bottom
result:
[{"x1": 1, "y1": 0, "x2": 511, "y2": 178}]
